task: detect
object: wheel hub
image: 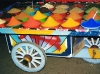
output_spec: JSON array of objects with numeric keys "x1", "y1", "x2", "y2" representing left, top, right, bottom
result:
[
  {"x1": 23, "y1": 55, "x2": 32, "y2": 66},
  {"x1": 91, "y1": 45, "x2": 99, "y2": 48}
]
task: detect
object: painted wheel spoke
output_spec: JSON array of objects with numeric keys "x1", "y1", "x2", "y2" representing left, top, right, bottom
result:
[
  {"x1": 31, "y1": 61, "x2": 37, "y2": 68},
  {"x1": 91, "y1": 38, "x2": 94, "y2": 45},
  {"x1": 84, "y1": 38, "x2": 92, "y2": 46},
  {"x1": 20, "y1": 47, "x2": 26, "y2": 54},
  {"x1": 85, "y1": 44, "x2": 90, "y2": 48},
  {"x1": 33, "y1": 57, "x2": 42, "y2": 60},
  {"x1": 32, "y1": 52, "x2": 38, "y2": 57},
  {"x1": 33, "y1": 59, "x2": 41, "y2": 64},
  {"x1": 95, "y1": 38, "x2": 99, "y2": 45},
  {"x1": 29, "y1": 63, "x2": 31, "y2": 69},
  {"x1": 29, "y1": 48, "x2": 34, "y2": 55},
  {"x1": 26, "y1": 46, "x2": 29, "y2": 54},
  {"x1": 19, "y1": 59, "x2": 23, "y2": 62},
  {"x1": 98, "y1": 44, "x2": 100, "y2": 47},
  {"x1": 16, "y1": 55, "x2": 24, "y2": 58},
  {"x1": 84, "y1": 38, "x2": 100, "y2": 49},
  {"x1": 16, "y1": 51, "x2": 24, "y2": 56}
]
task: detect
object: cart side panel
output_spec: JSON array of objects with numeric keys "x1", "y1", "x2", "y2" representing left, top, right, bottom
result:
[
  {"x1": 73, "y1": 37, "x2": 100, "y2": 59},
  {"x1": 5, "y1": 34, "x2": 72, "y2": 57}
]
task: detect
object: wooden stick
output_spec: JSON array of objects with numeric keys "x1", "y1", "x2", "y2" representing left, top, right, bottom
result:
[{"x1": 93, "y1": 11, "x2": 98, "y2": 19}]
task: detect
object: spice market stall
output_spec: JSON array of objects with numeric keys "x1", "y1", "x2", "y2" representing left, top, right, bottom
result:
[{"x1": 0, "y1": 0, "x2": 100, "y2": 72}]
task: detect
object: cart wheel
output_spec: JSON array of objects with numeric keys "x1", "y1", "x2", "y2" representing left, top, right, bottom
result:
[
  {"x1": 83, "y1": 58, "x2": 100, "y2": 64},
  {"x1": 11, "y1": 41, "x2": 47, "y2": 72}
]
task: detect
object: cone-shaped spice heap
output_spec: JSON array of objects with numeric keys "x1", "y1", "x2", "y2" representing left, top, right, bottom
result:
[
  {"x1": 61, "y1": 18, "x2": 80, "y2": 29},
  {"x1": 84, "y1": 10, "x2": 100, "y2": 20},
  {"x1": 24, "y1": 6, "x2": 35, "y2": 13},
  {"x1": 66, "y1": 10, "x2": 82, "y2": 20},
  {"x1": 85, "y1": 7, "x2": 100, "y2": 13},
  {"x1": 22, "y1": 16, "x2": 41, "y2": 28},
  {"x1": 7, "y1": 8, "x2": 21, "y2": 14},
  {"x1": 56, "y1": 5, "x2": 69, "y2": 9},
  {"x1": 15, "y1": 12, "x2": 30, "y2": 22},
  {"x1": 39, "y1": 7, "x2": 51, "y2": 13},
  {"x1": 0, "y1": 19, "x2": 6, "y2": 27},
  {"x1": 6, "y1": 16, "x2": 22, "y2": 27},
  {"x1": 53, "y1": 8, "x2": 67, "y2": 14},
  {"x1": 42, "y1": 3, "x2": 54, "y2": 10},
  {"x1": 73, "y1": 3, "x2": 84, "y2": 8},
  {"x1": 24, "y1": 6, "x2": 36, "y2": 16},
  {"x1": 33, "y1": 11, "x2": 47, "y2": 21},
  {"x1": 51, "y1": 13, "x2": 64, "y2": 23},
  {"x1": 69, "y1": 7, "x2": 84, "y2": 14},
  {"x1": 41, "y1": 16, "x2": 59, "y2": 28},
  {"x1": 0, "y1": 19, "x2": 6, "y2": 24},
  {"x1": 39, "y1": 7, "x2": 51, "y2": 16},
  {"x1": 81, "y1": 18, "x2": 100, "y2": 29},
  {"x1": 0, "y1": 12, "x2": 13, "y2": 22}
]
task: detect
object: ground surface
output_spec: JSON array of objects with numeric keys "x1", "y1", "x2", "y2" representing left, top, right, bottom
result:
[{"x1": 0, "y1": 35, "x2": 100, "y2": 74}]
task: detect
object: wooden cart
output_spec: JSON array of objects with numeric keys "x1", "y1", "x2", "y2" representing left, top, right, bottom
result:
[{"x1": 0, "y1": 0, "x2": 100, "y2": 72}]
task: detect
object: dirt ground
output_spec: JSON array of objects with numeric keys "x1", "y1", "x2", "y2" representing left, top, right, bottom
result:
[{"x1": 0, "y1": 35, "x2": 100, "y2": 74}]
